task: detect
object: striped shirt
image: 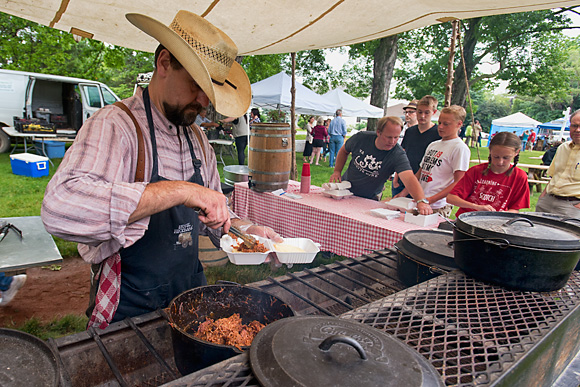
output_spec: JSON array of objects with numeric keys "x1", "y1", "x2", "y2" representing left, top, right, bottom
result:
[{"x1": 41, "y1": 88, "x2": 227, "y2": 264}]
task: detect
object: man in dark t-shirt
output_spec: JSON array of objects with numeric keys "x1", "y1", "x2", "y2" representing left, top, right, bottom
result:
[
  {"x1": 329, "y1": 116, "x2": 433, "y2": 215},
  {"x1": 393, "y1": 95, "x2": 441, "y2": 196}
]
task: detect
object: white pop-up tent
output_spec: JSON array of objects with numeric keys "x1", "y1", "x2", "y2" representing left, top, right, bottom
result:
[
  {"x1": 251, "y1": 72, "x2": 336, "y2": 116},
  {"x1": 490, "y1": 112, "x2": 541, "y2": 137},
  {"x1": 322, "y1": 89, "x2": 384, "y2": 118}
]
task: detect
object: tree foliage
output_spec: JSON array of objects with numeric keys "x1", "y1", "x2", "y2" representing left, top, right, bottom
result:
[
  {"x1": 394, "y1": 9, "x2": 577, "y2": 107},
  {"x1": 0, "y1": 11, "x2": 154, "y2": 99}
]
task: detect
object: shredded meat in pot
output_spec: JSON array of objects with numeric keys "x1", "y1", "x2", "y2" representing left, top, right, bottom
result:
[{"x1": 194, "y1": 313, "x2": 265, "y2": 349}]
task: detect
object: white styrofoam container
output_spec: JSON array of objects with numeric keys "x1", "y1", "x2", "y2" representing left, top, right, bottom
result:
[
  {"x1": 322, "y1": 189, "x2": 353, "y2": 199},
  {"x1": 273, "y1": 238, "x2": 320, "y2": 264},
  {"x1": 370, "y1": 208, "x2": 402, "y2": 220},
  {"x1": 404, "y1": 212, "x2": 440, "y2": 227},
  {"x1": 383, "y1": 197, "x2": 414, "y2": 212},
  {"x1": 220, "y1": 234, "x2": 272, "y2": 265}
]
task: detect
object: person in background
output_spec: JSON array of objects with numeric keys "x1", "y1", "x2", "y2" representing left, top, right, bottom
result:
[
  {"x1": 223, "y1": 114, "x2": 249, "y2": 165},
  {"x1": 464, "y1": 123, "x2": 472, "y2": 146},
  {"x1": 447, "y1": 132, "x2": 530, "y2": 216},
  {"x1": 322, "y1": 118, "x2": 331, "y2": 162},
  {"x1": 535, "y1": 109, "x2": 580, "y2": 217},
  {"x1": 194, "y1": 107, "x2": 219, "y2": 129},
  {"x1": 249, "y1": 108, "x2": 261, "y2": 125},
  {"x1": 311, "y1": 117, "x2": 328, "y2": 165},
  {"x1": 329, "y1": 116, "x2": 433, "y2": 215},
  {"x1": 41, "y1": 10, "x2": 281, "y2": 329},
  {"x1": 0, "y1": 273, "x2": 26, "y2": 306},
  {"x1": 541, "y1": 141, "x2": 561, "y2": 166},
  {"x1": 470, "y1": 119, "x2": 481, "y2": 147},
  {"x1": 521, "y1": 130, "x2": 529, "y2": 151},
  {"x1": 398, "y1": 100, "x2": 418, "y2": 144},
  {"x1": 328, "y1": 109, "x2": 347, "y2": 168},
  {"x1": 393, "y1": 95, "x2": 441, "y2": 197},
  {"x1": 397, "y1": 105, "x2": 471, "y2": 217},
  {"x1": 527, "y1": 128, "x2": 536, "y2": 151},
  {"x1": 303, "y1": 116, "x2": 315, "y2": 163}
]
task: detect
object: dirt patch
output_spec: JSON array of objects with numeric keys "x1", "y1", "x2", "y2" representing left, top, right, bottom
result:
[{"x1": 0, "y1": 257, "x2": 91, "y2": 327}]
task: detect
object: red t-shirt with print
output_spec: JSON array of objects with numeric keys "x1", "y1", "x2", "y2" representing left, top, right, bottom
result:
[{"x1": 450, "y1": 163, "x2": 530, "y2": 216}]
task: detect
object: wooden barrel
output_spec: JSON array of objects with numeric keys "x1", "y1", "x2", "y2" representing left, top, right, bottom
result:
[
  {"x1": 198, "y1": 236, "x2": 228, "y2": 268},
  {"x1": 248, "y1": 123, "x2": 292, "y2": 192}
]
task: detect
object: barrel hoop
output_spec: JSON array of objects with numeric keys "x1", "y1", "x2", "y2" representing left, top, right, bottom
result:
[
  {"x1": 249, "y1": 147, "x2": 292, "y2": 153},
  {"x1": 250, "y1": 180, "x2": 290, "y2": 186},
  {"x1": 250, "y1": 133, "x2": 290, "y2": 138},
  {"x1": 249, "y1": 169, "x2": 291, "y2": 175}
]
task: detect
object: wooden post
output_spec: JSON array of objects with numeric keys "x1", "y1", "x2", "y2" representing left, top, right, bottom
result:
[
  {"x1": 290, "y1": 52, "x2": 297, "y2": 180},
  {"x1": 444, "y1": 20, "x2": 459, "y2": 107}
]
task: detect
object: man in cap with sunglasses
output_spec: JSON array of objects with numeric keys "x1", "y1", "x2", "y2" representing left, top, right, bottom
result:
[{"x1": 42, "y1": 11, "x2": 281, "y2": 329}]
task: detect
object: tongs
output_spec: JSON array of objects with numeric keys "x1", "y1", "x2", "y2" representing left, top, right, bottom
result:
[{"x1": 229, "y1": 225, "x2": 258, "y2": 249}]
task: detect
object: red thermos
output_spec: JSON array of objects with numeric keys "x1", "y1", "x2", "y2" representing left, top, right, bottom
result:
[{"x1": 300, "y1": 163, "x2": 311, "y2": 193}]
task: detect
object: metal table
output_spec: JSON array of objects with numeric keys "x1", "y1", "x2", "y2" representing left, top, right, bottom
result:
[
  {"x1": 208, "y1": 139, "x2": 235, "y2": 166},
  {"x1": 0, "y1": 216, "x2": 63, "y2": 274}
]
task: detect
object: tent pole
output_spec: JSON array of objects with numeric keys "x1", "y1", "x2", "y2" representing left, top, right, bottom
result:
[{"x1": 290, "y1": 52, "x2": 297, "y2": 180}]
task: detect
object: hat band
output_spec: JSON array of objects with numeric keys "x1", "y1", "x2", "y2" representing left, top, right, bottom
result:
[
  {"x1": 170, "y1": 21, "x2": 234, "y2": 81},
  {"x1": 212, "y1": 78, "x2": 237, "y2": 89}
]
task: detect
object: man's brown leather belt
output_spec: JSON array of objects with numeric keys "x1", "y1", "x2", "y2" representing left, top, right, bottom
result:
[{"x1": 552, "y1": 194, "x2": 580, "y2": 201}]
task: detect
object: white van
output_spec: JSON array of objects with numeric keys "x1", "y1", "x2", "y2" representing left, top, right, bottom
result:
[{"x1": 0, "y1": 69, "x2": 120, "y2": 153}]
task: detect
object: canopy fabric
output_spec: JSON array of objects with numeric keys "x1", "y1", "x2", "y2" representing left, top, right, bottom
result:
[
  {"x1": 2, "y1": 1, "x2": 578, "y2": 55},
  {"x1": 490, "y1": 112, "x2": 541, "y2": 137},
  {"x1": 538, "y1": 117, "x2": 570, "y2": 131},
  {"x1": 322, "y1": 89, "x2": 384, "y2": 118},
  {"x1": 251, "y1": 72, "x2": 336, "y2": 115}
]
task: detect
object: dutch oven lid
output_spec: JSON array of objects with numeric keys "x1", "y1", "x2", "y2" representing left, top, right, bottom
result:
[
  {"x1": 396, "y1": 230, "x2": 456, "y2": 269},
  {"x1": 249, "y1": 316, "x2": 444, "y2": 387},
  {"x1": 0, "y1": 328, "x2": 61, "y2": 387},
  {"x1": 456, "y1": 212, "x2": 580, "y2": 250}
]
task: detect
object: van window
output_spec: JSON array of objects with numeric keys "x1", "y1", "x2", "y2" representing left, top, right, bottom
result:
[
  {"x1": 102, "y1": 88, "x2": 117, "y2": 105},
  {"x1": 83, "y1": 85, "x2": 102, "y2": 108}
]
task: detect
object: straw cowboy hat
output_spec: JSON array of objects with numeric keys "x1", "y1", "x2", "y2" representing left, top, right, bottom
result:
[{"x1": 126, "y1": 11, "x2": 251, "y2": 118}]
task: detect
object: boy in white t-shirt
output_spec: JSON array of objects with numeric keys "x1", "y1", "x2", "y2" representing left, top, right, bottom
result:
[{"x1": 401, "y1": 105, "x2": 470, "y2": 217}]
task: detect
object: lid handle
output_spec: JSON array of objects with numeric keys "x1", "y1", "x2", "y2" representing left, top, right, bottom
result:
[
  {"x1": 318, "y1": 335, "x2": 368, "y2": 360},
  {"x1": 502, "y1": 218, "x2": 534, "y2": 228}
]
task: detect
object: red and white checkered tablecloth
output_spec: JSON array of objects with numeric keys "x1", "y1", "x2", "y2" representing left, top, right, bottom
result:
[{"x1": 233, "y1": 181, "x2": 441, "y2": 258}]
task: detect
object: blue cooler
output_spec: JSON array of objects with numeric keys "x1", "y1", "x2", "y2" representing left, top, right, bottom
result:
[
  {"x1": 10, "y1": 153, "x2": 50, "y2": 178},
  {"x1": 34, "y1": 140, "x2": 65, "y2": 159}
]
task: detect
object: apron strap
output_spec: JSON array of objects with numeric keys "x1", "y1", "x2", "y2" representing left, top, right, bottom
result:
[
  {"x1": 188, "y1": 124, "x2": 207, "y2": 164},
  {"x1": 114, "y1": 101, "x2": 146, "y2": 183}
]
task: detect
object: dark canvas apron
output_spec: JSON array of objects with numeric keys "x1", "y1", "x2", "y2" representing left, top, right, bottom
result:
[{"x1": 112, "y1": 88, "x2": 207, "y2": 322}]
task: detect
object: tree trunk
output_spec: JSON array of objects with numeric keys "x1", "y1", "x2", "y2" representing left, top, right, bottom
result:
[
  {"x1": 451, "y1": 18, "x2": 481, "y2": 108},
  {"x1": 368, "y1": 35, "x2": 398, "y2": 131}
]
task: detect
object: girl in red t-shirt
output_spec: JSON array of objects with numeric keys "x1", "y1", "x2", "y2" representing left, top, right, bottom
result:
[{"x1": 447, "y1": 131, "x2": 530, "y2": 217}]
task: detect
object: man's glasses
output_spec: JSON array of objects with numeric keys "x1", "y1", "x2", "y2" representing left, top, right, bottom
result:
[{"x1": 404, "y1": 110, "x2": 416, "y2": 115}]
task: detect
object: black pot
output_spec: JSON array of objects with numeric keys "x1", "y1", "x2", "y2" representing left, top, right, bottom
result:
[
  {"x1": 395, "y1": 230, "x2": 457, "y2": 287},
  {"x1": 165, "y1": 284, "x2": 295, "y2": 375},
  {"x1": 250, "y1": 316, "x2": 444, "y2": 387},
  {"x1": 453, "y1": 212, "x2": 580, "y2": 292},
  {"x1": 0, "y1": 328, "x2": 62, "y2": 387}
]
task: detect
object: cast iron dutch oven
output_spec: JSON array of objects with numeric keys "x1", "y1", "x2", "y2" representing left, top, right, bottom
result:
[
  {"x1": 165, "y1": 283, "x2": 295, "y2": 375},
  {"x1": 394, "y1": 230, "x2": 457, "y2": 287},
  {"x1": 249, "y1": 316, "x2": 444, "y2": 387},
  {"x1": 0, "y1": 328, "x2": 62, "y2": 386},
  {"x1": 453, "y1": 211, "x2": 580, "y2": 292}
]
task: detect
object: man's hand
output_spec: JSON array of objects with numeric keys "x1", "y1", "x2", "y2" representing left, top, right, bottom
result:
[
  {"x1": 329, "y1": 171, "x2": 342, "y2": 183},
  {"x1": 416, "y1": 201, "x2": 433, "y2": 215},
  {"x1": 183, "y1": 185, "x2": 230, "y2": 229},
  {"x1": 476, "y1": 204, "x2": 496, "y2": 212}
]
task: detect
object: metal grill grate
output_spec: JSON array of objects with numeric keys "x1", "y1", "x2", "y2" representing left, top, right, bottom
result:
[{"x1": 341, "y1": 271, "x2": 580, "y2": 386}]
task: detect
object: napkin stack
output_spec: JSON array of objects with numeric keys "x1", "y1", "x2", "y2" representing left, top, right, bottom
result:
[{"x1": 321, "y1": 181, "x2": 353, "y2": 198}]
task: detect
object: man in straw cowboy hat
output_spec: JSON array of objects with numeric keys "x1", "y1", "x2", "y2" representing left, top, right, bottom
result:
[{"x1": 42, "y1": 11, "x2": 282, "y2": 329}]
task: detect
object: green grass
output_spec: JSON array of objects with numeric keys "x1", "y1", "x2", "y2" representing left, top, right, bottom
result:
[{"x1": 0, "y1": 139, "x2": 545, "y2": 337}]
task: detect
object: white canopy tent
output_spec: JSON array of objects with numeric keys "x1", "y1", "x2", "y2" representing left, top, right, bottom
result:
[
  {"x1": 251, "y1": 72, "x2": 336, "y2": 115},
  {"x1": 490, "y1": 112, "x2": 541, "y2": 137},
  {"x1": 322, "y1": 89, "x2": 384, "y2": 118},
  {"x1": 1, "y1": 1, "x2": 577, "y2": 56}
]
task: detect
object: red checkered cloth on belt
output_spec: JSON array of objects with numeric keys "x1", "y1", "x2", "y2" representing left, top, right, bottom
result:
[{"x1": 88, "y1": 252, "x2": 121, "y2": 329}]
